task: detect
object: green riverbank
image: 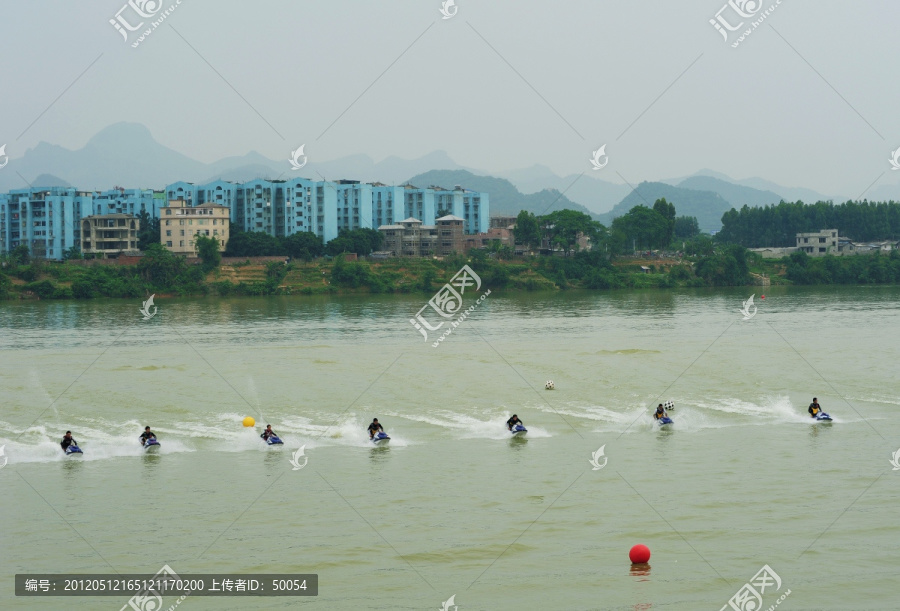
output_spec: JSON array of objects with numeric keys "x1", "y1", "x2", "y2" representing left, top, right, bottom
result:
[{"x1": 3, "y1": 245, "x2": 900, "y2": 301}]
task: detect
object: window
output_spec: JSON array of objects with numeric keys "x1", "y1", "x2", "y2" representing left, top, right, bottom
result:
[
  {"x1": 819, "y1": 237, "x2": 826, "y2": 243},
  {"x1": 166, "y1": 241, "x2": 173, "y2": 247},
  {"x1": 819, "y1": 247, "x2": 826, "y2": 253},
  {"x1": 166, "y1": 209, "x2": 172, "y2": 215},
  {"x1": 166, "y1": 230, "x2": 171, "y2": 237},
  {"x1": 180, "y1": 230, "x2": 185, "y2": 236},
  {"x1": 165, "y1": 220, "x2": 170, "y2": 226},
  {"x1": 179, "y1": 240, "x2": 184, "y2": 247},
  {"x1": 179, "y1": 220, "x2": 184, "y2": 225}
]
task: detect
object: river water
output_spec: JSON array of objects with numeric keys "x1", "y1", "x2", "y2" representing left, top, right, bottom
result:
[{"x1": 1, "y1": 286, "x2": 898, "y2": 610}]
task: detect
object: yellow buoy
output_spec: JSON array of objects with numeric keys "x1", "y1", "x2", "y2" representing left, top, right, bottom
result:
[{"x1": 242, "y1": 416, "x2": 255, "y2": 428}]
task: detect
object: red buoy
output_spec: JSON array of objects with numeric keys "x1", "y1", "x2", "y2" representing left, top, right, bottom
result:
[
  {"x1": 760, "y1": 295, "x2": 766, "y2": 300},
  {"x1": 629, "y1": 544, "x2": 651, "y2": 564}
]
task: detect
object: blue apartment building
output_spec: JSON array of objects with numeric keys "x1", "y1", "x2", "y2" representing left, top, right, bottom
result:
[
  {"x1": 92, "y1": 188, "x2": 165, "y2": 218},
  {"x1": 0, "y1": 188, "x2": 93, "y2": 259},
  {"x1": 1, "y1": 179, "x2": 487, "y2": 259}
]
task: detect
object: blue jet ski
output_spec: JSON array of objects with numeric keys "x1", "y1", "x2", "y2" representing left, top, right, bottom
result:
[
  {"x1": 510, "y1": 424, "x2": 528, "y2": 436},
  {"x1": 143, "y1": 438, "x2": 161, "y2": 451},
  {"x1": 262, "y1": 434, "x2": 283, "y2": 445},
  {"x1": 371, "y1": 431, "x2": 390, "y2": 445},
  {"x1": 63, "y1": 444, "x2": 83, "y2": 456},
  {"x1": 813, "y1": 411, "x2": 832, "y2": 422},
  {"x1": 657, "y1": 416, "x2": 674, "y2": 428}
]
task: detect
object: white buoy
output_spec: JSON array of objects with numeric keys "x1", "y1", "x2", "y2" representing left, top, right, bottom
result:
[{"x1": 545, "y1": 380, "x2": 555, "y2": 390}]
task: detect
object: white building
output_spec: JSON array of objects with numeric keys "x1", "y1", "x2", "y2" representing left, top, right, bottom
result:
[{"x1": 796, "y1": 229, "x2": 839, "y2": 256}]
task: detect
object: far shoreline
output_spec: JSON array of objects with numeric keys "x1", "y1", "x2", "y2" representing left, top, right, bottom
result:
[{"x1": 3, "y1": 248, "x2": 900, "y2": 303}]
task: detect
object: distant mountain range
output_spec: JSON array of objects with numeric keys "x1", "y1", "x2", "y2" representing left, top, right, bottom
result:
[
  {"x1": 495, "y1": 166, "x2": 632, "y2": 215},
  {"x1": 3, "y1": 122, "x2": 900, "y2": 231}
]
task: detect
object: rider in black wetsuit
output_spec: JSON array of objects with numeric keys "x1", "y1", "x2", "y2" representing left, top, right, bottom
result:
[
  {"x1": 139, "y1": 426, "x2": 157, "y2": 446},
  {"x1": 367, "y1": 418, "x2": 384, "y2": 439},
  {"x1": 60, "y1": 431, "x2": 77, "y2": 451},
  {"x1": 261, "y1": 425, "x2": 277, "y2": 441},
  {"x1": 808, "y1": 398, "x2": 822, "y2": 418},
  {"x1": 507, "y1": 414, "x2": 523, "y2": 431}
]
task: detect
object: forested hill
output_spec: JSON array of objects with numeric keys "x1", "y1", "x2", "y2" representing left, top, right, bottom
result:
[
  {"x1": 718, "y1": 200, "x2": 900, "y2": 247},
  {"x1": 676, "y1": 176, "x2": 784, "y2": 208},
  {"x1": 596, "y1": 182, "x2": 732, "y2": 233},
  {"x1": 406, "y1": 170, "x2": 600, "y2": 220}
]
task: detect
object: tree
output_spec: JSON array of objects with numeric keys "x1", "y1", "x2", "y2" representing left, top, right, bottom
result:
[
  {"x1": 674, "y1": 216, "x2": 700, "y2": 239},
  {"x1": 610, "y1": 205, "x2": 669, "y2": 252},
  {"x1": 194, "y1": 233, "x2": 222, "y2": 272},
  {"x1": 225, "y1": 228, "x2": 283, "y2": 256},
  {"x1": 137, "y1": 209, "x2": 161, "y2": 250},
  {"x1": 325, "y1": 228, "x2": 383, "y2": 257},
  {"x1": 694, "y1": 244, "x2": 751, "y2": 286},
  {"x1": 514, "y1": 210, "x2": 541, "y2": 252},
  {"x1": 684, "y1": 235, "x2": 715, "y2": 256},
  {"x1": 540, "y1": 210, "x2": 604, "y2": 256},
  {"x1": 138, "y1": 243, "x2": 189, "y2": 288},
  {"x1": 62, "y1": 246, "x2": 83, "y2": 261},
  {"x1": 653, "y1": 198, "x2": 677, "y2": 245},
  {"x1": 281, "y1": 231, "x2": 324, "y2": 260},
  {"x1": 10, "y1": 244, "x2": 30, "y2": 265}
]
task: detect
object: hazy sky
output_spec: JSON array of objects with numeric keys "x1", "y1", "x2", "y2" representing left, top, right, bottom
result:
[{"x1": 1, "y1": 0, "x2": 899, "y2": 198}]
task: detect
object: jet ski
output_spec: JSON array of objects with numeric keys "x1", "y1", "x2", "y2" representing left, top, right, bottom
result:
[
  {"x1": 143, "y1": 438, "x2": 161, "y2": 451},
  {"x1": 813, "y1": 411, "x2": 832, "y2": 422},
  {"x1": 371, "y1": 431, "x2": 390, "y2": 445},
  {"x1": 63, "y1": 444, "x2": 83, "y2": 456},
  {"x1": 657, "y1": 416, "x2": 674, "y2": 428},
  {"x1": 510, "y1": 424, "x2": 528, "y2": 436},
  {"x1": 262, "y1": 434, "x2": 283, "y2": 445}
]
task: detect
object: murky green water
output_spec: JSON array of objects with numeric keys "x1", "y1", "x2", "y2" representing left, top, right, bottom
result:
[{"x1": 2, "y1": 286, "x2": 898, "y2": 610}]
